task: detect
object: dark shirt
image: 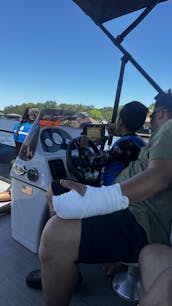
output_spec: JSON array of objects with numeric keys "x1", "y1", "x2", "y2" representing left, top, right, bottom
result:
[{"x1": 90, "y1": 135, "x2": 146, "y2": 185}]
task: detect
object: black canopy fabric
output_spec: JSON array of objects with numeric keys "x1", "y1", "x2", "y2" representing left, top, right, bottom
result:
[{"x1": 72, "y1": 0, "x2": 167, "y2": 24}]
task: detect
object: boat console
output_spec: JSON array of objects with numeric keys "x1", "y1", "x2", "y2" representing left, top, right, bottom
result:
[{"x1": 10, "y1": 109, "x2": 106, "y2": 253}]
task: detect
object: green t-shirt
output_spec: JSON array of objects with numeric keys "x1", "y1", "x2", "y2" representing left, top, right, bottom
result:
[{"x1": 116, "y1": 119, "x2": 172, "y2": 245}]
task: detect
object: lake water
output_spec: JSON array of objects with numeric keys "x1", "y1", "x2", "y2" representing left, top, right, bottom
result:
[{"x1": 0, "y1": 119, "x2": 17, "y2": 146}]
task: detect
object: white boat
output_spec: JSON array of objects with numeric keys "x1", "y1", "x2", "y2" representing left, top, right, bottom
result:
[
  {"x1": 0, "y1": 114, "x2": 123, "y2": 306},
  {"x1": 0, "y1": 0, "x2": 170, "y2": 304}
]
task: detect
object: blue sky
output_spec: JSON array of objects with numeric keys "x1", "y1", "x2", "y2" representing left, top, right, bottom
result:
[{"x1": 0, "y1": 0, "x2": 172, "y2": 110}]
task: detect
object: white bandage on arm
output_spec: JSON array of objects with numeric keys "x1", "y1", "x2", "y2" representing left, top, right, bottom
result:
[{"x1": 52, "y1": 183, "x2": 129, "y2": 219}]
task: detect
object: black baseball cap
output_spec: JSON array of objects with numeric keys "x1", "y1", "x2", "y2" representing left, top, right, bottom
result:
[
  {"x1": 155, "y1": 89, "x2": 172, "y2": 111},
  {"x1": 120, "y1": 101, "x2": 148, "y2": 133}
]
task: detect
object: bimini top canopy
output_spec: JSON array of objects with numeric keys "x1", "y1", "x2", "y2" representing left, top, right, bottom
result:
[
  {"x1": 73, "y1": 0, "x2": 167, "y2": 24},
  {"x1": 72, "y1": 0, "x2": 167, "y2": 123}
]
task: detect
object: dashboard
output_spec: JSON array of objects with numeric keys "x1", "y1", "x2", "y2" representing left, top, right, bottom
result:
[{"x1": 40, "y1": 127, "x2": 72, "y2": 152}]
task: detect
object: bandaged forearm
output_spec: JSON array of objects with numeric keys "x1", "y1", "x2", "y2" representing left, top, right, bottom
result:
[{"x1": 52, "y1": 183, "x2": 129, "y2": 219}]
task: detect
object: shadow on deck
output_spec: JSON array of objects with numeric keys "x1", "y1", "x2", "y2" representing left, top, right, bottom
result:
[{"x1": 0, "y1": 214, "x2": 138, "y2": 306}]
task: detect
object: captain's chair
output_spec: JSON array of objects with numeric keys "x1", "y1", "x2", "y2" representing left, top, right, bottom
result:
[{"x1": 112, "y1": 262, "x2": 139, "y2": 302}]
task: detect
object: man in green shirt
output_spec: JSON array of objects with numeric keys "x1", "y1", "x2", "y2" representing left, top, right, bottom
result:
[{"x1": 39, "y1": 90, "x2": 172, "y2": 306}]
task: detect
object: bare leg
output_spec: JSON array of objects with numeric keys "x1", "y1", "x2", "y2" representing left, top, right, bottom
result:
[
  {"x1": 0, "y1": 191, "x2": 11, "y2": 202},
  {"x1": 0, "y1": 191, "x2": 11, "y2": 214},
  {"x1": 39, "y1": 215, "x2": 81, "y2": 306},
  {"x1": 139, "y1": 244, "x2": 172, "y2": 306}
]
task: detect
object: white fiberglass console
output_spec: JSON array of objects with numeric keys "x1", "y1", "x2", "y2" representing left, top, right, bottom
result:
[{"x1": 10, "y1": 109, "x2": 80, "y2": 253}]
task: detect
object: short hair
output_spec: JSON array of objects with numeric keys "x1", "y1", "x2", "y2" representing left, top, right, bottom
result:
[
  {"x1": 119, "y1": 101, "x2": 148, "y2": 133},
  {"x1": 155, "y1": 89, "x2": 172, "y2": 113}
]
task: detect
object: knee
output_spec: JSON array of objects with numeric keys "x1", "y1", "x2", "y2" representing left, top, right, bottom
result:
[
  {"x1": 139, "y1": 244, "x2": 153, "y2": 266},
  {"x1": 139, "y1": 244, "x2": 171, "y2": 266},
  {"x1": 39, "y1": 216, "x2": 81, "y2": 264},
  {"x1": 39, "y1": 216, "x2": 62, "y2": 263}
]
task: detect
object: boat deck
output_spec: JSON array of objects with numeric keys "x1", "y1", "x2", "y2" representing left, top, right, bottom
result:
[{"x1": 0, "y1": 214, "x2": 136, "y2": 306}]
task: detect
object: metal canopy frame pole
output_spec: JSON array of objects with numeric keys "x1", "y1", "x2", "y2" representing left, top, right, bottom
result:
[
  {"x1": 97, "y1": 2, "x2": 164, "y2": 122},
  {"x1": 116, "y1": 2, "x2": 158, "y2": 43},
  {"x1": 99, "y1": 23, "x2": 164, "y2": 94},
  {"x1": 111, "y1": 56, "x2": 128, "y2": 123}
]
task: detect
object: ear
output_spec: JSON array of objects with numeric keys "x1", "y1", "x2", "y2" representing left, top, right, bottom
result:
[{"x1": 158, "y1": 108, "x2": 167, "y2": 120}]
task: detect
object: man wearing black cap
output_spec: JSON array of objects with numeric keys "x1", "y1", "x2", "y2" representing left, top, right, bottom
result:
[{"x1": 39, "y1": 90, "x2": 172, "y2": 306}]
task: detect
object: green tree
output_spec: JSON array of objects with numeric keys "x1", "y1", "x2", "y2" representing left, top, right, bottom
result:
[
  {"x1": 44, "y1": 101, "x2": 58, "y2": 109},
  {"x1": 3, "y1": 101, "x2": 152, "y2": 122},
  {"x1": 149, "y1": 103, "x2": 155, "y2": 111},
  {"x1": 100, "y1": 107, "x2": 113, "y2": 122},
  {"x1": 89, "y1": 109, "x2": 103, "y2": 121}
]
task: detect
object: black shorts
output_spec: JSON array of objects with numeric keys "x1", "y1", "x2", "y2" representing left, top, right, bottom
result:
[
  {"x1": 51, "y1": 179, "x2": 148, "y2": 264},
  {"x1": 78, "y1": 209, "x2": 148, "y2": 264}
]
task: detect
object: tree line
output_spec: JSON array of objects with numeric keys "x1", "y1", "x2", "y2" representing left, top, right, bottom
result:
[
  {"x1": 2, "y1": 101, "x2": 120, "y2": 122},
  {"x1": 1, "y1": 100, "x2": 154, "y2": 122}
]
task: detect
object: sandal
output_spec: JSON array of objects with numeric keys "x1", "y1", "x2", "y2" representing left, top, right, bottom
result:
[
  {"x1": 26, "y1": 269, "x2": 42, "y2": 290},
  {"x1": 26, "y1": 269, "x2": 83, "y2": 290}
]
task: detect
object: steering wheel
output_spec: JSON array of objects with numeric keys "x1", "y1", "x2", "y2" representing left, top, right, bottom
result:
[{"x1": 66, "y1": 136, "x2": 102, "y2": 185}]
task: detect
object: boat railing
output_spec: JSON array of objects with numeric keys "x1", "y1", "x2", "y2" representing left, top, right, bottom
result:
[
  {"x1": 0, "y1": 128, "x2": 14, "y2": 134},
  {"x1": 0, "y1": 129, "x2": 15, "y2": 148}
]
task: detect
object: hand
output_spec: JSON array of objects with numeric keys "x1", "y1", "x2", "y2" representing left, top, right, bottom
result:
[
  {"x1": 106, "y1": 123, "x2": 117, "y2": 136},
  {"x1": 60, "y1": 179, "x2": 87, "y2": 196},
  {"x1": 80, "y1": 135, "x2": 89, "y2": 147}
]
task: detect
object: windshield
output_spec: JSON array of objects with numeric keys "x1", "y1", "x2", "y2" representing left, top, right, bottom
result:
[
  {"x1": 39, "y1": 109, "x2": 93, "y2": 129},
  {"x1": 18, "y1": 118, "x2": 40, "y2": 161},
  {"x1": 18, "y1": 108, "x2": 88, "y2": 161}
]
